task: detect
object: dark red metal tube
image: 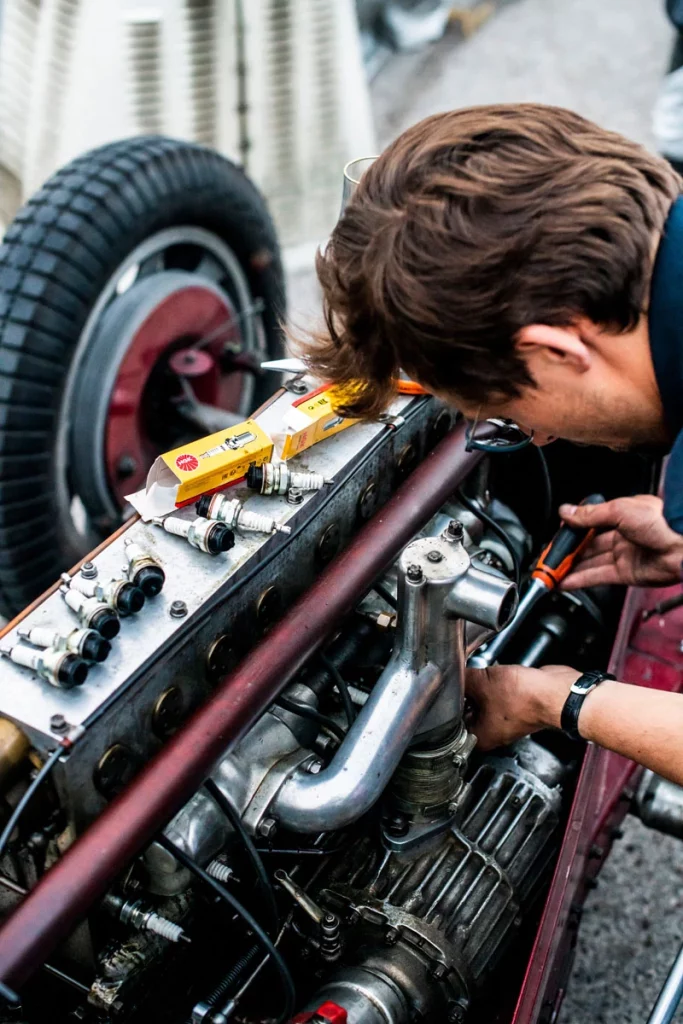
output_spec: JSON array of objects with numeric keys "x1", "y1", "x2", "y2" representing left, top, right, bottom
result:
[{"x1": 0, "y1": 423, "x2": 481, "y2": 987}]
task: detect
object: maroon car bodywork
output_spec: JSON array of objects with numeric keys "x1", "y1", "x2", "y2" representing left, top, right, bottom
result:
[{"x1": 512, "y1": 584, "x2": 683, "y2": 1024}]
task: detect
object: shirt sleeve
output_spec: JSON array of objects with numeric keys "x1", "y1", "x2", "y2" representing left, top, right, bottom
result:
[{"x1": 664, "y1": 430, "x2": 683, "y2": 536}]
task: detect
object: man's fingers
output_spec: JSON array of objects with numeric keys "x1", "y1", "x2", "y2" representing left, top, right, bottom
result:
[
  {"x1": 578, "y1": 530, "x2": 616, "y2": 558},
  {"x1": 561, "y1": 561, "x2": 622, "y2": 590},
  {"x1": 559, "y1": 499, "x2": 620, "y2": 530}
]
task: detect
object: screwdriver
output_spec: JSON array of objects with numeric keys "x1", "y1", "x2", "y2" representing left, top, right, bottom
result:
[{"x1": 469, "y1": 493, "x2": 605, "y2": 668}]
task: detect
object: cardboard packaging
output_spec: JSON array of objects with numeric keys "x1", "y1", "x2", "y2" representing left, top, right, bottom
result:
[
  {"x1": 126, "y1": 419, "x2": 273, "y2": 519},
  {"x1": 278, "y1": 385, "x2": 358, "y2": 460}
]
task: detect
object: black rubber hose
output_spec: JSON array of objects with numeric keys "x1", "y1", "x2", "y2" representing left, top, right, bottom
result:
[
  {"x1": 203, "y1": 779, "x2": 279, "y2": 936},
  {"x1": 159, "y1": 836, "x2": 295, "y2": 1024},
  {"x1": 319, "y1": 653, "x2": 356, "y2": 726},
  {"x1": 372, "y1": 582, "x2": 397, "y2": 610},
  {"x1": 457, "y1": 489, "x2": 521, "y2": 589},
  {"x1": 274, "y1": 697, "x2": 346, "y2": 743}
]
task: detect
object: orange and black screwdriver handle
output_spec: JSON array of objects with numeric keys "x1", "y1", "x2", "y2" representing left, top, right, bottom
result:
[{"x1": 532, "y1": 493, "x2": 605, "y2": 590}]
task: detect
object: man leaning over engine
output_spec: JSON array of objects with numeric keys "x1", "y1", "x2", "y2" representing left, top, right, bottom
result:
[{"x1": 302, "y1": 103, "x2": 683, "y2": 785}]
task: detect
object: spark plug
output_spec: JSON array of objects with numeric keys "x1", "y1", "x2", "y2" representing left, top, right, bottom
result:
[
  {"x1": 199, "y1": 430, "x2": 257, "y2": 458},
  {"x1": 17, "y1": 626, "x2": 111, "y2": 664},
  {"x1": 152, "y1": 515, "x2": 235, "y2": 555},
  {"x1": 0, "y1": 642, "x2": 88, "y2": 689},
  {"x1": 104, "y1": 894, "x2": 189, "y2": 944},
  {"x1": 123, "y1": 538, "x2": 166, "y2": 597},
  {"x1": 195, "y1": 494, "x2": 292, "y2": 535},
  {"x1": 246, "y1": 462, "x2": 333, "y2": 496},
  {"x1": 60, "y1": 586, "x2": 120, "y2": 639},
  {"x1": 70, "y1": 574, "x2": 145, "y2": 617}
]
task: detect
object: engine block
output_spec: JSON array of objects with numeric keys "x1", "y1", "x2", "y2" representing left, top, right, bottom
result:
[
  {"x1": 0, "y1": 386, "x2": 448, "y2": 831},
  {"x1": 307, "y1": 745, "x2": 565, "y2": 1023}
]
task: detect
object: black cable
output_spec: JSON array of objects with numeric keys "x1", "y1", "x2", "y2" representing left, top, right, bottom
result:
[
  {"x1": 0, "y1": 745, "x2": 63, "y2": 862},
  {"x1": 205, "y1": 943, "x2": 260, "y2": 1011},
  {"x1": 457, "y1": 489, "x2": 521, "y2": 589},
  {"x1": 203, "y1": 779, "x2": 279, "y2": 936},
  {"x1": 158, "y1": 836, "x2": 295, "y2": 1024},
  {"x1": 319, "y1": 653, "x2": 356, "y2": 726},
  {"x1": 372, "y1": 582, "x2": 397, "y2": 610},
  {"x1": 0, "y1": 980, "x2": 20, "y2": 1008},
  {"x1": 535, "y1": 445, "x2": 553, "y2": 542},
  {"x1": 274, "y1": 697, "x2": 346, "y2": 743}
]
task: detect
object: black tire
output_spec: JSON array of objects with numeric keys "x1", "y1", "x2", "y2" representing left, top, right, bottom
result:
[{"x1": 0, "y1": 136, "x2": 285, "y2": 618}]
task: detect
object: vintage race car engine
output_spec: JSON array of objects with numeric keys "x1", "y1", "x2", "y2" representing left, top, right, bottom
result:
[{"x1": 0, "y1": 387, "x2": 628, "y2": 1024}]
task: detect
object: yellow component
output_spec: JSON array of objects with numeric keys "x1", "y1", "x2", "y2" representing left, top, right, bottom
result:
[
  {"x1": 153, "y1": 419, "x2": 274, "y2": 507},
  {"x1": 0, "y1": 719, "x2": 30, "y2": 788},
  {"x1": 280, "y1": 387, "x2": 359, "y2": 461},
  {"x1": 448, "y1": 2, "x2": 495, "y2": 38}
]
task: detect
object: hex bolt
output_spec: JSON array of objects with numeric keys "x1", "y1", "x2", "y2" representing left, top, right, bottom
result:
[
  {"x1": 169, "y1": 601, "x2": 188, "y2": 619},
  {"x1": 427, "y1": 550, "x2": 444, "y2": 563},
  {"x1": 258, "y1": 817, "x2": 278, "y2": 839},
  {"x1": 286, "y1": 487, "x2": 304, "y2": 506},
  {"x1": 80, "y1": 561, "x2": 98, "y2": 580},
  {"x1": 50, "y1": 714, "x2": 68, "y2": 734},
  {"x1": 306, "y1": 759, "x2": 323, "y2": 775},
  {"x1": 289, "y1": 379, "x2": 308, "y2": 395},
  {"x1": 406, "y1": 564, "x2": 423, "y2": 583},
  {"x1": 384, "y1": 926, "x2": 399, "y2": 946},
  {"x1": 430, "y1": 962, "x2": 447, "y2": 980},
  {"x1": 385, "y1": 813, "x2": 409, "y2": 837},
  {"x1": 446, "y1": 520, "x2": 464, "y2": 542}
]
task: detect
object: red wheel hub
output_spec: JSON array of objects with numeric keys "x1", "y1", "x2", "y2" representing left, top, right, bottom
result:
[{"x1": 105, "y1": 282, "x2": 241, "y2": 505}]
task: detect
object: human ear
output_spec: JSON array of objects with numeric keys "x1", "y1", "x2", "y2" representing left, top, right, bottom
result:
[{"x1": 515, "y1": 324, "x2": 592, "y2": 373}]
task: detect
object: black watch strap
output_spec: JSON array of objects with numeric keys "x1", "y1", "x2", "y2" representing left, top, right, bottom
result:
[{"x1": 561, "y1": 670, "x2": 616, "y2": 740}]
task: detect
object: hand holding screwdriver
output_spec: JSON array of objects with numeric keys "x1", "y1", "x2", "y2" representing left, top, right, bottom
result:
[{"x1": 559, "y1": 494, "x2": 683, "y2": 590}]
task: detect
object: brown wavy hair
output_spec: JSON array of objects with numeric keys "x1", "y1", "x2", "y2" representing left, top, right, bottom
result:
[{"x1": 302, "y1": 104, "x2": 680, "y2": 419}]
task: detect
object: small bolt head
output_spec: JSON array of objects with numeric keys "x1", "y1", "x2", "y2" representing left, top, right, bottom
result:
[
  {"x1": 258, "y1": 817, "x2": 278, "y2": 839},
  {"x1": 169, "y1": 600, "x2": 188, "y2": 619},
  {"x1": 80, "y1": 561, "x2": 98, "y2": 580},
  {"x1": 427, "y1": 549, "x2": 444, "y2": 563},
  {"x1": 286, "y1": 487, "x2": 304, "y2": 506},
  {"x1": 446, "y1": 520, "x2": 464, "y2": 542},
  {"x1": 406, "y1": 563, "x2": 423, "y2": 583},
  {"x1": 306, "y1": 759, "x2": 323, "y2": 775},
  {"x1": 429, "y1": 962, "x2": 447, "y2": 980},
  {"x1": 384, "y1": 926, "x2": 399, "y2": 946},
  {"x1": 289, "y1": 378, "x2": 308, "y2": 395},
  {"x1": 50, "y1": 713, "x2": 68, "y2": 734},
  {"x1": 385, "y1": 813, "x2": 409, "y2": 837}
]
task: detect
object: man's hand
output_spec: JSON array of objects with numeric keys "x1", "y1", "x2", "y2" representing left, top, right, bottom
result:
[
  {"x1": 559, "y1": 495, "x2": 683, "y2": 590},
  {"x1": 465, "y1": 664, "x2": 578, "y2": 750}
]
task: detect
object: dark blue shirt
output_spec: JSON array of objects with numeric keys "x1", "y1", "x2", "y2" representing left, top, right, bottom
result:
[{"x1": 648, "y1": 196, "x2": 683, "y2": 534}]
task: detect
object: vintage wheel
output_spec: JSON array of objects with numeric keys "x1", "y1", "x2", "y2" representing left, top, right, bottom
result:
[{"x1": 0, "y1": 136, "x2": 285, "y2": 617}]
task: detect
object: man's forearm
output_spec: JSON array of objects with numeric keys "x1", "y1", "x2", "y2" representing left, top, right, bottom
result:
[{"x1": 538, "y1": 679, "x2": 683, "y2": 786}]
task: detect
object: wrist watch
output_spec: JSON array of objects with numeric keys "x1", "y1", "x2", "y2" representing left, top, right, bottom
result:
[{"x1": 560, "y1": 669, "x2": 616, "y2": 740}]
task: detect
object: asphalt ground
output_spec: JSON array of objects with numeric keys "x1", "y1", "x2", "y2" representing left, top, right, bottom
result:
[{"x1": 287, "y1": 2, "x2": 683, "y2": 1020}]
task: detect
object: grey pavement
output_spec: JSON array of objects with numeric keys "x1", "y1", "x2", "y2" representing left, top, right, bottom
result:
[{"x1": 286, "y1": 1, "x2": 683, "y2": 1021}]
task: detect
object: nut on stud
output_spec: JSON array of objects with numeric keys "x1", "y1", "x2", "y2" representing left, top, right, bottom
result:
[{"x1": 406, "y1": 564, "x2": 423, "y2": 583}]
